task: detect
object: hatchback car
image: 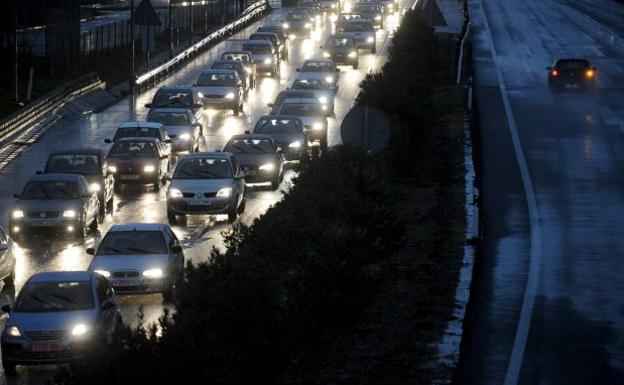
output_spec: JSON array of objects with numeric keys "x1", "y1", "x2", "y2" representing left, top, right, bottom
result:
[
  {"x1": 253, "y1": 115, "x2": 309, "y2": 161},
  {"x1": 194, "y1": 69, "x2": 244, "y2": 115},
  {"x1": 223, "y1": 134, "x2": 285, "y2": 189},
  {"x1": 297, "y1": 59, "x2": 340, "y2": 92},
  {"x1": 282, "y1": 11, "x2": 313, "y2": 35},
  {"x1": 87, "y1": 223, "x2": 184, "y2": 298},
  {"x1": 547, "y1": 59, "x2": 597, "y2": 90},
  {"x1": 220, "y1": 50, "x2": 256, "y2": 88},
  {"x1": 338, "y1": 19, "x2": 376, "y2": 52},
  {"x1": 211, "y1": 60, "x2": 251, "y2": 93},
  {"x1": 145, "y1": 86, "x2": 204, "y2": 122},
  {"x1": 166, "y1": 152, "x2": 246, "y2": 224},
  {"x1": 250, "y1": 31, "x2": 288, "y2": 61},
  {"x1": 0, "y1": 271, "x2": 122, "y2": 375},
  {"x1": 42, "y1": 149, "x2": 115, "y2": 216},
  {"x1": 352, "y1": 3, "x2": 384, "y2": 28},
  {"x1": 242, "y1": 40, "x2": 280, "y2": 77},
  {"x1": 269, "y1": 90, "x2": 322, "y2": 114},
  {"x1": 276, "y1": 99, "x2": 328, "y2": 149},
  {"x1": 106, "y1": 137, "x2": 170, "y2": 192},
  {"x1": 0, "y1": 227, "x2": 16, "y2": 285},
  {"x1": 291, "y1": 76, "x2": 336, "y2": 115},
  {"x1": 147, "y1": 108, "x2": 202, "y2": 153},
  {"x1": 9, "y1": 174, "x2": 100, "y2": 239},
  {"x1": 105, "y1": 121, "x2": 172, "y2": 158},
  {"x1": 257, "y1": 26, "x2": 288, "y2": 47},
  {"x1": 322, "y1": 36, "x2": 359, "y2": 68}
]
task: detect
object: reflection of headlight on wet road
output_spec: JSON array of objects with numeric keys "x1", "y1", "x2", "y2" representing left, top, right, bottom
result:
[
  {"x1": 313, "y1": 122, "x2": 323, "y2": 131},
  {"x1": 348, "y1": 51, "x2": 357, "y2": 58}
]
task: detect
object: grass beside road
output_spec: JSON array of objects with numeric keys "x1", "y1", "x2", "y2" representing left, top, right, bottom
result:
[{"x1": 54, "y1": 9, "x2": 466, "y2": 385}]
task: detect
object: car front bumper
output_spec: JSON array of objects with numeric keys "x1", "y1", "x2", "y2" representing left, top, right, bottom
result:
[
  {"x1": 167, "y1": 197, "x2": 235, "y2": 215},
  {"x1": 114, "y1": 173, "x2": 159, "y2": 185},
  {"x1": 1, "y1": 338, "x2": 89, "y2": 365}
]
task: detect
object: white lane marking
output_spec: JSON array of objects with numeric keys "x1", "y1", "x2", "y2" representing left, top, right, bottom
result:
[{"x1": 475, "y1": 0, "x2": 543, "y2": 384}]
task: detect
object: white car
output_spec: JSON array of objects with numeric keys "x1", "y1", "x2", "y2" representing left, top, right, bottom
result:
[
  {"x1": 297, "y1": 59, "x2": 341, "y2": 92},
  {"x1": 194, "y1": 69, "x2": 244, "y2": 115},
  {"x1": 291, "y1": 75, "x2": 336, "y2": 115},
  {"x1": 87, "y1": 223, "x2": 185, "y2": 299}
]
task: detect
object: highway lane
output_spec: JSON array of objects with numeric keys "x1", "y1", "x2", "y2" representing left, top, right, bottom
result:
[
  {"x1": 457, "y1": 0, "x2": 624, "y2": 384},
  {"x1": 0, "y1": 4, "x2": 407, "y2": 383}
]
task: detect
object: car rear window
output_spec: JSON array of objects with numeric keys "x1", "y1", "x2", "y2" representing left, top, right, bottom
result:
[
  {"x1": 98, "y1": 231, "x2": 167, "y2": 255},
  {"x1": 15, "y1": 281, "x2": 94, "y2": 312},
  {"x1": 557, "y1": 61, "x2": 588, "y2": 70}
]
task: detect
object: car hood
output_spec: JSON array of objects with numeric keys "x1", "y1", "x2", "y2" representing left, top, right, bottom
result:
[
  {"x1": 89, "y1": 253, "x2": 170, "y2": 273},
  {"x1": 162, "y1": 125, "x2": 193, "y2": 136},
  {"x1": 305, "y1": 89, "x2": 333, "y2": 101},
  {"x1": 195, "y1": 86, "x2": 238, "y2": 95},
  {"x1": 7, "y1": 309, "x2": 98, "y2": 333},
  {"x1": 13, "y1": 200, "x2": 82, "y2": 212},
  {"x1": 234, "y1": 153, "x2": 276, "y2": 167},
  {"x1": 169, "y1": 178, "x2": 234, "y2": 193}
]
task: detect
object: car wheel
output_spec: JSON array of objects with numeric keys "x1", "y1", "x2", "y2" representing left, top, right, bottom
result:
[
  {"x1": 167, "y1": 210, "x2": 177, "y2": 225},
  {"x1": 2, "y1": 360, "x2": 16, "y2": 376}
]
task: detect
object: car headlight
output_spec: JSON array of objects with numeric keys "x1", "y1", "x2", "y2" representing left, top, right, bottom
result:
[
  {"x1": 12, "y1": 210, "x2": 24, "y2": 219},
  {"x1": 348, "y1": 51, "x2": 357, "y2": 58},
  {"x1": 5, "y1": 326, "x2": 21, "y2": 337},
  {"x1": 144, "y1": 165, "x2": 156, "y2": 173},
  {"x1": 367, "y1": 36, "x2": 374, "y2": 43},
  {"x1": 304, "y1": 23, "x2": 311, "y2": 28},
  {"x1": 94, "y1": 270, "x2": 110, "y2": 278},
  {"x1": 108, "y1": 165, "x2": 117, "y2": 173},
  {"x1": 89, "y1": 182, "x2": 101, "y2": 192},
  {"x1": 375, "y1": 15, "x2": 381, "y2": 20},
  {"x1": 197, "y1": 91, "x2": 204, "y2": 98},
  {"x1": 325, "y1": 76, "x2": 334, "y2": 83},
  {"x1": 178, "y1": 133, "x2": 192, "y2": 140},
  {"x1": 246, "y1": 67, "x2": 253, "y2": 74},
  {"x1": 264, "y1": 58, "x2": 272, "y2": 65},
  {"x1": 71, "y1": 324, "x2": 91, "y2": 337},
  {"x1": 318, "y1": 96, "x2": 328, "y2": 104},
  {"x1": 322, "y1": 105, "x2": 328, "y2": 111},
  {"x1": 289, "y1": 141, "x2": 302, "y2": 148},
  {"x1": 259, "y1": 163, "x2": 275, "y2": 171},
  {"x1": 323, "y1": 51, "x2": 331, "y2": 58},
  {"x1": 216, "y1": 187, "x2": 232, "y2": 198},
  {"x1": 143, "y1": 268, "x2": 164, "y2": 278},
  {"x1": 282, "y1": 22, "x2": 290, "y2": 29},
  {"x1": 225, "y1": 92, "x2": 235, "y2": 100},
  {"x1": 169, "y1": 188, "x2": 183, "y2": 198},
  {"x1": 63, "y1": 210, "x2": 77, "y2": 219},
  {"x1": 313, "y1": 122, "x2": 323, "y2": 131}
]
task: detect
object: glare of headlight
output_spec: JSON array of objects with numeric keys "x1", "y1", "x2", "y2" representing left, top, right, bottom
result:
[
  {"x1": 304, "y1": 23, "x2": 311, "y2": 28},
  {"x1": 12, "y1": 210, "x2": 24, "y2": 219},
  {"x1": 375, "y1": 15, "x2": 381, "y2": 20},
  {"x1": 216, "y1": 187, "x2": 232, "y2": 198},
  {"x1": 323, "y1": 51, "x2": 331, "y2": 58},
  {"x1": 179, "y1": 133, "x2": 192, "y2": 140},
  {"x1": 318, "y1": 96, "x2": 328, "y2": 104},
  {"x1": 264, "y1": 58, "x2": 272, "y2": 64},
  {"x1": 169, "y1": 188, "x2": 183, "y2": 198},
  {"x1": 246, "y1": 67, "x2": 252, "y2": 73},
  {"x1": 313, "y1": 122, "x2": 323, "y2": 130},
  {"x1": 282, "y1": 22, "x2": 290, "y2": 29},
  {"x1": 348, "y1": 51, "x2": 357, "y2": 58},
  {"x1": 289, "y1": 34, "x2": 296, "y2": 39},
  {"x1": 143, "y1": 268, "x2": 164, "y2": 278},
  {"x1": 71, "y1": 324, "x2": 90, "y2": 337},
  {"x1": 289, "y1": 141, "x2": 302, "y2": 148},
  {"x1": 197, "y1": 91, "x2": 204, "y2": 98},
  {"x1": 144, "y1": 165, "x2": 156, "y2": 173},
  {"x1": 325, "y1": 76, "x2": 334, "y2": 83},
  {"x1": 367, "y1": 36, "x2": 374, "y2": 43},
  {"x1": 89, "y1": 183, "x2": 101, "y2": 192},
  {"x1": 259, "y1": 163, "x2": 275, "y2": 171},
  {"x1": 6, "y1": 326, "x2": 21, "y2": 337},
  {"x1": 225, "y1": 92, "x2": 235, "y2": 99},
  {"x1": 63, "y1": 210, "x2": 76, "y2": 218},
  {"x1": 108, "y1": 165, "x2": 117, "y2": 173},
  {"x1": 94, "y1": 270, "x2": 110, "y2": 278}
]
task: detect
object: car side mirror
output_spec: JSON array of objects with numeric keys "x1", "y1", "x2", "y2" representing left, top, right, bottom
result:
[
  {"x1": 12, "y1": 193, "x2": 19, "y2": 199},
  {"x1": 144, "y1": 103, "x2": 152, "y2": 108},
  {"x1": 86, "y1": 247, "x2": 95, "y2": 255},
  {"x1": 36, "y1": 170, "x2": 43, "y2": 175},
  {"x1": 104, "y1": 139, "x2": 112, "y2": 144},
  {"x1": 1, "y1": 305, "x2": 10, "y2": 313},
  {"x1": 171, "y1": 244, "x2": 183, "y2": 253}
]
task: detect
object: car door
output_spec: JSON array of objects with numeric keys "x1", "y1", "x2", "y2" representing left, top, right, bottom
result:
[
  {"x1": 100, "y1": 156, "x2": 114, "y2": 204},
  {"x1": 164, "y1": 227, "x2": 184, "y2": 276},
  {"x1": 95, "y1": 275, "x2": 116, "y2": 336},
  {"x1": 78, "y1": 179, "x2": 97, "y2": 222},
  {"x1": 0, "y1": 228, "x2": 11, "y2": 279}
]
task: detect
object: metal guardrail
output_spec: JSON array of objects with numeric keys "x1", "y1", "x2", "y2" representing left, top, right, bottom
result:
[
  {"x1": 0, "y1": 73, "x2": 102, "y2": 146},
  {"x1": 134, "y1": 0, "x2": 269, "y2": 89},
  {"x1": 456, "y1": 0, "x2": 471, "y2": 84}
]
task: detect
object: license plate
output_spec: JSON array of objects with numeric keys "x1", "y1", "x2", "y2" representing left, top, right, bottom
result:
[
  {"x1": 120, "y1": 174, "x2": 140, "y2": 180},
  {"x1": 189, "y1": 199, "x2": 211, "y2": 206},
  {"x1": 113, "y1": 279, "x2": 138, "y2": 287},
  {"x1": 32, "y1": 341, "x2": 63, "y2": 352},
  {"x1": 30, "y1": 219, "x2": 55, "y2": 226}
]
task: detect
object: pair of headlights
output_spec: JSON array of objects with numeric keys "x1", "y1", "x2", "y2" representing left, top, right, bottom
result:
[
  {"x1": 94, "y1": 268, "x2": 163, "y2": 279},
  {"x1": 169, "y1": 187, "x2": 233, "y2": 199},
  {"x1": 108, "y1": 165, "x2": 156, "y2": 173},
  {"x1": 12, "y1": 210, "x2": 77, "y2": 219},
  {"x1": 5, "y1": 324, "x2": 91, "y2": 338}
]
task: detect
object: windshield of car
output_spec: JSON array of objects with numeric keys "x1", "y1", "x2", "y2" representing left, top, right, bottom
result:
[
  {"x1": 114, "y1": 127, "x2": 160, "y2": 140},
  {"x1": 250, "y1": 34, "x2": 276, "y2": 46},
  {"x1": 46, "y1": 154, "x2": 100, "y2": 175},
  {"x1": 197, "y1": 72, "x2": 237, "y2": 86},
  {"x1": 225, "y1": 138, "x2": 275, "y2": 154},
  {"x1": 327, "y1": 38, "x2": 353, "y2": 48},
  {"x1": 222, "y1": 53, "x2": 250, "y2": 63},
  {"x1": 98, "y1": 231, "x2": 167, "y2": 255},
  {"x1": 287, "y1": 12, "x2": 307, "y2": 20},
  {"x1": 148, "y1": 112, "x2": 191, "y2": 126},
  {"x1": 292, "y1": 79, "x2": 330, "y2": 90},
  {"x1": 280, "y1": 104, "x2": 323, "y2": 116},
  {"x1": 242, "y1": 43, "x2": 272, "y2": 54},
  {"x1": 21, "y1": 181, "x2": 80, "y2": 200},
  {"x1": 109, "y1": 141, "x2": 157, "y2": 158},
  {"x1": 341, "y1": 22, "x2": 374, "y2": 32},
  {"x1": 302, "y1": 61, "x2": 334, "y2": 72},
  {"x1": 15, "y1": 281, "x2": 94, "y2": 312},
  {"x1": 173, "y1": 157, "x2": 233, "y2": 179},
  {"x1": 255, "y1": 118, "x2": 302, "y2": 133},
  {"x1": 152, "y1": 91, "x2": 194, "y2": 108},
  {"x1": 212, "y1": 62, "x2": 241, "y2": 73},
  {"x1": 557, "y1": 60, "x2": 589, "y2": 70}
]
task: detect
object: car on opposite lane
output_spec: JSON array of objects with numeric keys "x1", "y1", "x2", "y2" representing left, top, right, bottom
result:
[
  {"x1": 242, "y1": 40, "x2": 280, "y2": 77},
  {"x1": 0, "y1": 271, "x2": 122, "y2": 375},
  {"x1": 166, "y1": 152, "x2": 246, "y2": 224},
  {"x1": 547, "y1": 58, "x2": 597, "y2": 90},
  {"x1": 322, "y1": 36, "x2": 359, "y2": 68},
  {"x1": 87, "y1": 223, "x2": 184, "y2": 299},
  {"x1": 145, "y1": 86, "x2": 204, "y2": 122},
  {"x1": 9, "y1": 174, "x2": 100, "y2": 239},
  {"x1": 194, "y1": 69, "x2": 245, "y2": 115},
  {"x1": 221, "y1": 50, "x2": 257, "y2": 89},
  {"x1": 253, "y1": 115, "x2": 309, "y2": 161},
  {"x1": 223, "y1": 133, "x2": 285, "y2": 189},
  {"x1": 42, "y1": 149, "x2": 115, "y2": 216},
  {"x1": 106, "y1": 137, "x2": 170, "y2": 192},
  {"x1": 297, "y1": 59, "x2": 340, "y2": 92},
  {"x1": 146, "y1": 108, "x2": 202, "y2": 154},
  {"x1": 276, "y1": 99, "x2": 328, "y2": 149}
]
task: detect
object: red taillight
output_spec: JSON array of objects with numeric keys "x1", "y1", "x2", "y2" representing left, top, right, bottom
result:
[{"x1": 551, "y1": 69, "x2": 559, "y2": 77}]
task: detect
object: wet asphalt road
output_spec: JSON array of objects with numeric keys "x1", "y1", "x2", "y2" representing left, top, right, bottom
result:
[
  {"x1": 0, "y1": 3, "x2": 408, "y2": 383},
  {"x1": 456, "y1": 0, "x2": 624, "y2": 384}
]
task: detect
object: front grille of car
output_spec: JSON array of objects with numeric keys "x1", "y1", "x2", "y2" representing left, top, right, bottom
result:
[
  {"x1": 182, "y1": 192, "x2": 196, "y2": 198},
  {"x1": 204, "y1": 192, "x2": 217, "y2": 198},
  {"x1": 26, "y1": 211, "x2": 60, "y2": 219},
  {"x1": 204, "y1": 94, "x2": 224, "y2": 99},
  {"x1": 24, "y1": 330, "x2": 67, "y2": 341},
  {"x1": 113, "y1": 271, "x2": 140, "y2": 278}
]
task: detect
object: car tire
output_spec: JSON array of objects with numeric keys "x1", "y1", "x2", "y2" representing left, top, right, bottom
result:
[
  {"x1": 167, "y1": 210, "x2": 177, "y2": 225},
  {"x1": 3, "y1": 360, "x2": 16, "y2": 376}
]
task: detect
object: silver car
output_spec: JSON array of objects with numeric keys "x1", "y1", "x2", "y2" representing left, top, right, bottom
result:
[
  {"x1": 87, "y1": 223, "x2": 185, "y2": 298},
  {"x1": 147, "y1": 108, "x2": 202, "y2": 153},
  {"x1": 9, "y1": 174, "x2": 101, "y2": 239},
  {"x1": 166, "y1": 152, "x2": 246, "y2": 224},
  {"x1": 297, "y1": 59, "x2": 340, "y2": 92},
  {"x1": 242, "y1": 40, "x2": 279, "y2": 77},
  {"x1": 291, "y1": 75, "x2": 336, "y2": 115},
  {"x1": 0, "y1": 271, "x2": 122, "y2": 375},
  {"x1": 194, "y1": 69, "x2": 244, "y2": 115}
]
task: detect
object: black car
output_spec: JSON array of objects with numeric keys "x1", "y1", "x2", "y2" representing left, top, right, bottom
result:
[
  {"x1": 211, "y1": 60, "x2": 252, "y2": 93},
  {"x1": 254, "y1": 115, "x2": 309, "y2": 161},
  {"x1": 106, "y1": 138, "x2": 170, "y2": 192},
  {"x1": 322, "y1": 36, "x2": 359, "y2": 68},
  {"x1": 269, "y1": 90, "x2": 319, "y2": 115},
  {"x1": 547, "y1": 59, "x2": 597, "y2": 90},
  {"x1": 250, "y1": 32, "x2": 288, "y2": 61},
  {"x1": 145, "y1": 86, "x2": 204, "y2": 121},
  {"x1": 257, "y1": 25, "x2": 288, "y2": 46},
  {"x1": 42, "y1": 149, "x2": 115, "y2": 215},
  {"x1": 223, "y1": 133, "x2": 285, "y2": 189},
  {"x1": 221, "y1": 50, "x2": 257, "y2": 88}
]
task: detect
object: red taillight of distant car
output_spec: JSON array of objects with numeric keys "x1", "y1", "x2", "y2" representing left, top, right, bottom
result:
[
  {"x1": 585, "y1": 69, "x2": 595, "y2": 78},
  {"x1": 551, "y1": 69, "x2": 559, "y2": 77}
]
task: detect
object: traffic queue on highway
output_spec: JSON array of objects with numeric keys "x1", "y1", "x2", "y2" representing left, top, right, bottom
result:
[{"x1": 0, "y1": 0, "x2": 399, "y2": 376}]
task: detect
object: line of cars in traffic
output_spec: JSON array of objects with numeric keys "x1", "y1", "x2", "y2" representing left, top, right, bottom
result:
[{"x1": 0, "y1": 0, "x2": 399, "y2": 375}]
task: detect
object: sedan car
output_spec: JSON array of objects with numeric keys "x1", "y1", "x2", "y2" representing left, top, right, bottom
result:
[
  {"x1": 147, "y1": 108, "x2": 202, "y2": 153},
  {"x1": 291, "y1": 76, "x2": 336, "y2": 115},
  {"x1": 250, "y1": 31, "x2": 288, "y2": 61},
  {"x1": 253, "y1": 115, "x2": 309, "y2": 161},
  {"x1": 547, "y1": 59, "x2": 597, "y2": 90},
  {"x1": 353, "y1": 3, "x2": 384, "y2": 28},
  {"x1": 257, "y1": 25, "x2": 288, "y2": 47},
  {"x1": 0, "y1": 227, "x2": 16, "y2": 285},
  {"x1": 297, "y1": 59, "x2": 340, "y2": 92},
  {"x1": 104, "y1": 121, "x2": 172, "y2": 159},
  {"x1": 9, "y1": 174, "x2": 100, "y2": 239},
  {"x1": 276, "y1": 99, "x2": 328, "y2": 149},
  {"x1": 223, "y1": 134, "x2": 285, "y2": 189},
  {"x1": 269, "y1": 90, "x2": 322, "y2": 114},
  {"x1": 221, "y1": 50, "x2": 256, "y2": 89},
  {"x1": 106, "y1": 137, "x2": 169, "y2": 192},
  {"x1": 282, "y1": 11, "x2": 313, "y2": 35},
  {"x1": 42, "y1": 149, "x2": 115, "y2": 216},
  {"x1": 242, "y1": 40, "x2": 280, "y2": 77},
  {"x1": 211, "y1": 60, "x2": 251, "y2": 93},
  {"x1": 322, "y1": 36, "x2": 359, "y2": 68},
  {"x1": 0, "y1": 271, "x2": 122, "y2": 375},
  {"x1": 338, "y1": 19, "x2": 376, "y2": 52},
  {"x1": 195, "y1": 69, "x2": 244, "y2": 115},
  {"x1": 87, "y1": 223, "x2": 184, "y2": 298},
  {"x1": 166, "y1": 152, "x2": 246, "y2": 224},
  {"x1": 145, "y1": 86, "x2": 204, "y2": 122}
]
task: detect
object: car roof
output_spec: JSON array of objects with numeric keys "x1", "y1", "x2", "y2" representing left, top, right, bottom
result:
[
  {"x1": 28, "y1": 173, "x2": 86, "y2": 182},
  {"x1": 49, "y1": 148, "x2": 105, "y2": 157},
  {"x1": 29, "y1": 271, "x2": 94, "y2": 283},
  {"x1": 119, "y1": 121, "x2": 163, "y2": 129},
  {"x1": 147, "y1": 107, "x2": 192, "y2": 114},
  {"x1": 115, "y1": 137, "x2": 161, "y2": 143},
  {"x1": 108, "y1": 223, "x2": 168, "y2": 232}
]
